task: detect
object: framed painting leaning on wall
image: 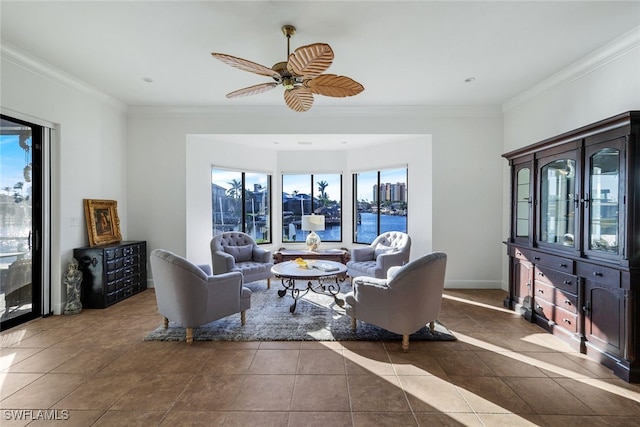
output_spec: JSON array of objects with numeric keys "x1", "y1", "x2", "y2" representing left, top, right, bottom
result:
[{"x1": 83, "y1": 199, "x2": 122, "y2": 246}]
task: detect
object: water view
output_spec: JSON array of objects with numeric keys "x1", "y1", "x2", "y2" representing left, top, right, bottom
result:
[{"x1": 283, "y1": 212, "x2": 407, "y2": 245}]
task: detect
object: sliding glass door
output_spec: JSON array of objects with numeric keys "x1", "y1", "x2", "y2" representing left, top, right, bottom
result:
[{"x1": 0, "y1": 115, "x2": 43, "y2": 330}]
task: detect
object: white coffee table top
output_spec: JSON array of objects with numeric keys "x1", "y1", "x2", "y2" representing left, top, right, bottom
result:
[{"x1": 271, "y1": 259, "x2": 347, "y2": 280}]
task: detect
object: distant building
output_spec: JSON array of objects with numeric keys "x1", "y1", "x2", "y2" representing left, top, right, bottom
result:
[{"x1": 373, "y1": 182, "x2": 406, "y2": 203}]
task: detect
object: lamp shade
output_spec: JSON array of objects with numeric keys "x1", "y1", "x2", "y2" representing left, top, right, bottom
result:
[{"x1": 301, "y1": 214, "x2": 325, "y2": 231}]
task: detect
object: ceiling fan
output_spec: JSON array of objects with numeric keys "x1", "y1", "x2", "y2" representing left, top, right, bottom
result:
[{"x1": 211, "y1": 25, "x2": 364, "y2": 112}]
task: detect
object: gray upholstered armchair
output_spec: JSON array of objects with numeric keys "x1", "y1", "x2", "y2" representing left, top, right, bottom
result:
[
  {"x1": 150, "y1": 249, "x2": 251, "y2": 344},
  {"x1": 345, "y1": 251, "x2": 447, "y2": 351},
  {"x1": 346, "y1": 231, "x2": 411, "y2": 280},
  {"x1": 211, "y1": 232, "x2": 273, "y2": 288}
]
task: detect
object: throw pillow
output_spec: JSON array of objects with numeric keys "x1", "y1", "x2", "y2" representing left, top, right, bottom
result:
[{"x1": 223, "y1": 245, "x2": 253, "y2": 262}]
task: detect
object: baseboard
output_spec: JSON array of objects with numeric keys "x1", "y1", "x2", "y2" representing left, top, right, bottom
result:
[{"x1": 444, "y1": 280, "x2": 504, "y2": 290}]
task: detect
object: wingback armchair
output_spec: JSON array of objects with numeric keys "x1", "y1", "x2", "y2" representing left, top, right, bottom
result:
[
  {"x1": 150, "y1": 249, "x2": 251, "y2": 344},
  {"x1": 211, "y1": 232, "x2": 273, "y2": 288},
  {"x1": 346, "y1": 231, "x2": 411, "y2": 280},
  {"x1": 344, "y1": 251, "x2": 447, "y2": 351}
]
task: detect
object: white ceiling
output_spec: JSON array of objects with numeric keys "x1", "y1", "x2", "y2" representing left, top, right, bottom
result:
[{"x1": 2, "y1": 0, "x2": 639, "y2": 111}]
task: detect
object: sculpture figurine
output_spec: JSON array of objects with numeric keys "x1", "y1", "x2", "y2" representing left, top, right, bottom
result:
[{"x1": 63, "y1": 258, "x2": 83, "y2": 315}]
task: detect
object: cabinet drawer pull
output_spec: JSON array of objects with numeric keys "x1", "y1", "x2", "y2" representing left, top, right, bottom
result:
[
  {"x1": 516, "y1": 251, "x2": 522, "y2": 256},
  {"x1": 564, "y1": 299, "x2": 572, "y2": 305},
  {"x1": 537, "y1": 289, "x2": 544, "y2": 294},
  {"x1": 534, "y1": 256, "x2": 541, "y2": 261},
  {"x1": 563, "y1": 280, "x2": 572, "y2": 285},
  {"x1": 593, "y1": 271, "x2": 603, "y2": 277},
  {"x1": 559, "y1": 263, "x2": 567, "y2": 268},
  {"x1": 538, "y1": 272, "x2": 544, "y2": 277},
  {"x1": 563, "y1": 318, "x2": 571, "y2": 324}
]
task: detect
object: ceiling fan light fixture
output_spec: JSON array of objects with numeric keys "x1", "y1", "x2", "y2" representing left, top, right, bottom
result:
[{"x1": 211, "y1": 25, "x2": 364, "y2": 112}]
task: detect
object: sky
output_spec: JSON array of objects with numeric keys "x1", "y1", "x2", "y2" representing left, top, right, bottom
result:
[{"x1": 212, "y1": 167, "x2": 406, "y2": 203}]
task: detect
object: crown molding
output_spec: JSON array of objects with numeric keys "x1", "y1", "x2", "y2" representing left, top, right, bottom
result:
[
  {"x1": 503, "y1": 25, "x2": 640, "y2": 112},
  {"x1": 1, "y1": 42, "x2": 127, "y2": 112},
  {"x1": 127, "y1": 104, "x2": 503, "y2": 118}
]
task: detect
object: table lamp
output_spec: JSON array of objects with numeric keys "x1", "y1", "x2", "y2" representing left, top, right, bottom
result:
[{"x1": 301, "y1": 214, "x2": 325, "y2": 251}]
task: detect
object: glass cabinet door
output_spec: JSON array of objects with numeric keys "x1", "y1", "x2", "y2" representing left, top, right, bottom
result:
[
  {"x1": 514, "y1": 165, "x2": 531, "y2": 241},
  {"x1": 539, "y1": 156, "x2": 577, "y2": 249},
  {"x1": 585, "y1": 141, "x2": 622, "y2": 257}
]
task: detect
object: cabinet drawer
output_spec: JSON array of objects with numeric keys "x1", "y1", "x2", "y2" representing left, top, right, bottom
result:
[
  {"x1": 577, "y1": 262, "x2": 620, "y2": 287},
  {"x1": 534, "y1": 265, "x2": 578, "y2": 294},
  {"x1": 106, "y1": 281, "x2": 117, "y2": 293},
  {"x1": 106, "y1": 291, "x2": 118, "y2": 305},
  {"x1": 534, "y1": 281, "x2": 577, "y2": 314},
  {"x1": 510, "y1": 246, "x2": 531, "y2": 261},
  {"x1": 123, "y1": 267, "x2": 134, "y2": 277},
  {"x1": 106, "y1": 260, "x2": 117, "y2": 273},
  {"x1": 106, "y1": 270, "x2": 117, "y2": 282},
  {"x1": 534, "y1": 298, "x2": 578, "y2": 333},
  {"x1": 531, "y1": 252, "x2": 574, "y2": 273}
]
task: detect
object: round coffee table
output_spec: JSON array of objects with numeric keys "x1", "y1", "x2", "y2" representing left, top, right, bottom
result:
[{"x1": 271, "y1": 260, "x2": 347, "y2": 313}]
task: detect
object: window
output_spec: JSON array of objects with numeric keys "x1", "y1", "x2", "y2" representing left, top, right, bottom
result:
[
  {"x1": 282, "y1": 173, "x2": 342, "y2": 243},
  {"x1": 353, "y1": 168, "x2": 407, "y2": 244},
  {"x1": 211, "y1": 168, "x2": 271, "y2": 243}
]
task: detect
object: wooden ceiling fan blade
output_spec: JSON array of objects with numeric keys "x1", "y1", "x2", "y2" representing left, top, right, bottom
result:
[
  {"x1": 212, "y1": 53, "x2": 281, "y2": 79},
  {"x1": 284, "y1": 87, "x2": 314, "y2": 112},
  {"x1": 287, "y1": 43, "x2": 334, "y2": 78},
  {"x1": 226, "y1": 82, "x2": 279, "y2": 98},
  {"x1": 306, "y1": 74, "x2": 364, "y2": 97}
]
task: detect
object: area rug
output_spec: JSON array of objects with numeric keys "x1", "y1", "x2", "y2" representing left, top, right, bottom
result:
[{"x1": 144, "y1": 280, "x2": 456, "y2": 343}]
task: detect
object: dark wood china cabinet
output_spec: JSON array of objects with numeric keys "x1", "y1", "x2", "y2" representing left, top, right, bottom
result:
[{"x1": 504, "y1": 111, "x2": 640, "y2": 382}]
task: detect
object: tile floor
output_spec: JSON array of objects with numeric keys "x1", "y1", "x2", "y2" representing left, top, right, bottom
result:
[{"x1": 1, "y1": 288, "x2": 640, "y2": 426}]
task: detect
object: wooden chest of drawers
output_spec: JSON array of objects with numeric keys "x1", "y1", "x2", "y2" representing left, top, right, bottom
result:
[{"x1": 74, "y1": 241, "x2": 147, "y2": 308}]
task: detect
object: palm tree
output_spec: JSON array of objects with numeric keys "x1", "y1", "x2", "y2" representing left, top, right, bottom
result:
[
  {"x1": 317, "y1": 180, "x2": 328, "y2": 198},
  {"x1": 226, "y1": 179, "x2": 243, "y2": 215},
  {"x1": 317, "y1": 180, "x2": 329, "y2": 206},
  {"x1": 226, "y1": 179, "x2": 242, "y2": 200}
]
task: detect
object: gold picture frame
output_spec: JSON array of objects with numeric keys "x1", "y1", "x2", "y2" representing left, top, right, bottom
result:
[{"x1": 83, "y1": 199, "x2": 122, "y2": 246}]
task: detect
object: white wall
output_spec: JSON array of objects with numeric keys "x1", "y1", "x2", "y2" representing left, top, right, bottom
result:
[
  {"x1": 504, "y1": 28, "x2": 640, "y2": 149},
  {"x1": 1, "y1": 45, "x2": 129, "y2": 314},
  {"x1": 130, "y1": 107, "x2": 504, "y2": 289}
]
